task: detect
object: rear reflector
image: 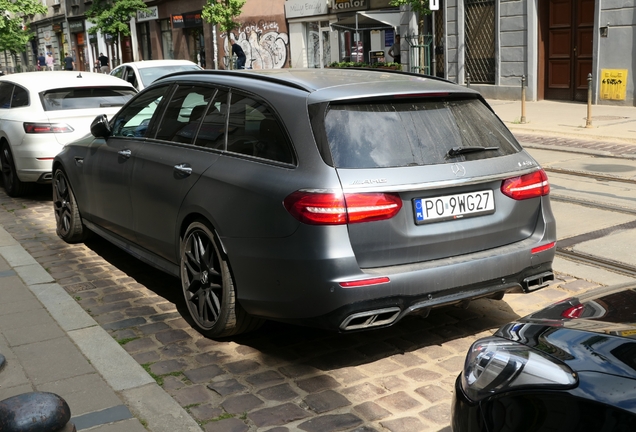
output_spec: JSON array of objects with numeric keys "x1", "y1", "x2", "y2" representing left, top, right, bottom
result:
[
  {"x1": 531, "y1": 242, "x2": 556, "y2": 254},
  {"x1": 284, "y1": 191, "x2": 402, "y2": 225},
  {"x1": 339, "y1": 277, "x2": 390, "y2": 288},
  {"x1": 501, "y1": 169, "x2": 550, "y2": 200},
  {"x1": 24, "y1": 123, "x2": 74, "y2": 133}
]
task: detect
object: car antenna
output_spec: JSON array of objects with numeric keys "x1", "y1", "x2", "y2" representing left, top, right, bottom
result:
[{"x1": 77, "y1": 72, "x2": 82, "y2": 78}]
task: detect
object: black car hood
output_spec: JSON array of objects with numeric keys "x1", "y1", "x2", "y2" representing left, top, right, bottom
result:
[{"x1": 495, "y1": 283, "x2": 636, "y2": 378}]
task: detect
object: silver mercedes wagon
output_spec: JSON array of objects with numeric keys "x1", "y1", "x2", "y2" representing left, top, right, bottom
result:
[{"x1": 53, "y1": 68, "x2": 556, "y2": 337}]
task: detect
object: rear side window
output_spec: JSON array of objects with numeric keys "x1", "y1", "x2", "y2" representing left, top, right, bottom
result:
[
  {"x1": 40, "y1": 87, "x2": 136, "y2": 111},
  {"x1": 323, "y1": 98, "x2": 521, "y2": 168},
  {"x1": 0, "y1": 83, "x2": 13, "y2": 108},
  {"x1": 11, "y1": 86, "x2": 28, "y2": 108},
  {"x1": 225, "y1": 91, "x2": 294, "y2": 164}
]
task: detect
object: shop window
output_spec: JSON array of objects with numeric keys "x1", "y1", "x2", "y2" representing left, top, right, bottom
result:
[{"x1": 160, "y1": 19, "x2": 174, "y2": 59}]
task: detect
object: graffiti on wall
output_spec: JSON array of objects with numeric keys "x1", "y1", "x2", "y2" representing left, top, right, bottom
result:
[{"x1": 222, "y1": 19, "x2": 288, "y2": 69}]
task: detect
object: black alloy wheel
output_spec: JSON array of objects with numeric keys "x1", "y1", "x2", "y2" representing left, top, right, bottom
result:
[
  {"x1": 52, "y1": 169, "x2": 89, "y2": 243},
  {"x1": 1, "y1": 143, "x2": 29, "y2": 197},
  {"x1": 180, "y1": 221, "x2": 261, "y2": 338}
]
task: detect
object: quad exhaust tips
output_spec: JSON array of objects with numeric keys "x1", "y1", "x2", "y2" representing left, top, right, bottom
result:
[{"x1": 340, "y1": 307, "x2": 401, "y2": 331}]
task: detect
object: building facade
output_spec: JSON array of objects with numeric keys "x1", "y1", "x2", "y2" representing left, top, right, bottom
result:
[
  {"x1": 285, "y1": 0, "x2": 418, "y2": 71},
  {"x1": 132, "y1": 0, "x2": 289, "y2": 70},
  {"x1": 439, "y1": 0, "x2": 635, "y2": 106}
]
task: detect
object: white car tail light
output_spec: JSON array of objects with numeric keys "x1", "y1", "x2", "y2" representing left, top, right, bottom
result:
[{"x1": 24, "y1": 123, "x2": 74, "y2": 133}]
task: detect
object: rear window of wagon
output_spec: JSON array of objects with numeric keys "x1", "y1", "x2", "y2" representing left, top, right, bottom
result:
[
  {"x1": 323, "y1": 98, "x2": 522, "y2": 168},
  {"x1": 41, "y1": 87, "x2": 136, "y2": 111}
]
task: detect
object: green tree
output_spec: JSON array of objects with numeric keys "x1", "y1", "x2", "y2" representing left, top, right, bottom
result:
[
  {"x1": 86, "y1": 0, "x2": 149, "y2": 65},
  {"x1": 0, "y1": 0, "x2": 47, "y2": 67},
  {"x1": 201, "y1": 0, "x2": 246, "y2": 69},
  {"x1": 390, "y1": 0, "x2": 432, "y2": 74}
]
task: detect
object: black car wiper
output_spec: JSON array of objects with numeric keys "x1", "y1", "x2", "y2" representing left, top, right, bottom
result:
[{"x1": 447, "y1": 146, "x2": 499, "y2": 157}]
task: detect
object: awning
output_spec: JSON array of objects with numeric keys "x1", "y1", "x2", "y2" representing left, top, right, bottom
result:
[{"x1": 330, "y1": 10, "x2": 401, "y2": 32}]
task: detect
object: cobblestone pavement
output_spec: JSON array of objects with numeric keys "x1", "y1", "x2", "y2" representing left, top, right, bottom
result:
[{"x1": 0, "y1": 161, "x2": 601, "y2": 432}]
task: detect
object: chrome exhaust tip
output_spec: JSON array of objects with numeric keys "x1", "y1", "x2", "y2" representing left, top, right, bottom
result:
[
  {"x1": 522, "y1": 271, "x2": 554, "y2": 293},
  {"x1": 340, "y1": 307, "x2": 401, "y2": 331}
]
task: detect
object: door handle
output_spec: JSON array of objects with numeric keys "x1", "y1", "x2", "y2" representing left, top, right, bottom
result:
[
  {"x1": 118, "y1": 149, "x2": 132, "y2": 158},
  {"x1": 174, "y1": 163, "x2": 193, "y2": 176}
]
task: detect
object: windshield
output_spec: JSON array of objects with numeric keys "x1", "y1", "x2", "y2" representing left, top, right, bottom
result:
[
  {"x1": 138, "y1": 65, "x2": 201, "y2": 87},
  {"x1": 40, "y1": 87, "x2": 136, "y2": 111},
  {"x1": 323, "y1": 98, "x2": 521, "y2": 168}
]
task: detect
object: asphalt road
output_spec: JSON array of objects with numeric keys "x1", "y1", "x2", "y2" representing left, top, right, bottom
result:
[{"x1": 1, "y1": 136, "x2": 632, "y2": 431}]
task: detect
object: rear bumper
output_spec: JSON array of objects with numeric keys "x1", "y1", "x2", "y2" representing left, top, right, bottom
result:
[{"x1": 224, "y1": 222, "x2": 555, "y2": 330}]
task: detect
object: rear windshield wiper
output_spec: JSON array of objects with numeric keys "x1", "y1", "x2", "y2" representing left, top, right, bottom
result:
[{"x1": 447, "y1": 146, "x2": 499, "y2": 157}]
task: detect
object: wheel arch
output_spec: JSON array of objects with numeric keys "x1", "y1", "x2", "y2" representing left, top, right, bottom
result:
[{"x1": 179, "y1": 213, "x2": 228, "y2": 261}]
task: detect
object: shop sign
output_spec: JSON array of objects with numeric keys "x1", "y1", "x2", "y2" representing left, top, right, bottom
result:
[
  {"x1": 332, "y1": 0, "x2": 368, "y2": 11},
  {"x1": 69, "y1": 20, "x2": 84, "y2": 33},
  {"x1": 172, "y1": 11, "x2": 202, "y2": 29},
  {"x1": 137, "y1": 6, "x2": 159, "y2": 22},
  {"x1": 285, "y1": 0, "x2": 328, "y2": 18}
]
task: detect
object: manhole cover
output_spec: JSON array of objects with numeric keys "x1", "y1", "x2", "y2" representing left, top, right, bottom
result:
[
  {"x1": 583, "y1": 115, "x2": 630, "y2": 121},
  {"x1": 64, "y1": 281, "x2": 95, "y2": 293}
]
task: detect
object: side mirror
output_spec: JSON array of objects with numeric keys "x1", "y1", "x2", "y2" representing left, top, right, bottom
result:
[{"x1": 90, "y1": 114, "x2": 111, "y2": 138}]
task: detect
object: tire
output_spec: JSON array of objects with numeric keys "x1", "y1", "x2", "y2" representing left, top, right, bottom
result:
[
  {"x1": 1, "y1": 143, "x2": 31, "y2": 197},
  {"x1": 180, "y1": 221, "x2": 263, "y2": 338},
  {"x1": 52, "y1": 168, "x2": 90, "y2": 243}
]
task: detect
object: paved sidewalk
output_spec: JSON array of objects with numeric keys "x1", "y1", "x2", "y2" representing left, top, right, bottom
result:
[
  {"x1": 0, "y1": 227, "x2": 201, "y2": 431},
  {"x1": 486, "y1": 98, "x2": 636, "y2": 146}
]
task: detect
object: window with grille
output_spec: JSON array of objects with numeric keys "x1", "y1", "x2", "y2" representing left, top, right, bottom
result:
[{"x1": 465, "y1": 0, "x2": 495, "y2": 84}]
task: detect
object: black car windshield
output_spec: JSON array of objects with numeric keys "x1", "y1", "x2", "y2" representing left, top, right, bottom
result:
[
  {"x1": 138, "y1": 65, "x2": 201, "y2": 87},
  {"x1": 40, "y1": 87, "x2": 136, "y2": 111},
  {"x1": 324, "y1": 98, "x2": 521, "y2": 168}
]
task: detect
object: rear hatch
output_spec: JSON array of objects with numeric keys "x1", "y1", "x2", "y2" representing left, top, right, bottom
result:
[
  {"x1": 39, "y1": 85, "x2": 135, "y2": 145},
  {"x1": 315, "y1": 95, "x2": 545, "y2": 268}
]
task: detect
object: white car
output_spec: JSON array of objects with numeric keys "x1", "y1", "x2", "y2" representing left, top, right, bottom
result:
[
  {"x1": 110, "y1": 60, "x2": 202, "y2": 91},
  {"x1": 0, "y1": 71, "x2": 136, "y2": 197}
]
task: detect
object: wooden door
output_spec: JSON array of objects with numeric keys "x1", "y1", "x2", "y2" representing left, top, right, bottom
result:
[{"x1": 541, "y1": 0, "x2": 594, "y2": 101}]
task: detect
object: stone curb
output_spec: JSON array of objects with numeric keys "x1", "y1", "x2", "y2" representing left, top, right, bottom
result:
[{"x1": 0, "y1": 225, "x2": 203, "y2": 432}]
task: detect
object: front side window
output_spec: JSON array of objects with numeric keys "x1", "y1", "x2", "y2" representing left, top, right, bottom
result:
[
  {"x1": 226, "y1": 91, "x2": 294, "y2": 164},
  {"x1": 155, "y1": 85, "x2": 217, "y2": 144},
  {"x1": 111, "y1": 85, "x2": 167, "y2": 137},
  {"x1": 41, "y1": 87, "x2": 135, "y2": 111},
  {"x1": 323, "y1": 98, "x2": 520, "y2": 168},
  {"x1": 111, "y1": 67, "x2": 124, "y2": 79}
]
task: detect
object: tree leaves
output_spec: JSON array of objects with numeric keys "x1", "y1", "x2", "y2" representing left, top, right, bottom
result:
[
  {"x1": 201, "y1": 0, "x2": 246, "y2": 33},
  {"x1": 0, "y1": 0, "x2": 47, "y2": 54},
  {"x1": 86, "y1": 0, "x2": 149, "y2": 39}
]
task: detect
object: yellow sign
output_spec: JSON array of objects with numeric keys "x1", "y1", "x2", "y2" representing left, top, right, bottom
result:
[{"x1": 600, "y1": 69, "x2": 628, "y2": 100}]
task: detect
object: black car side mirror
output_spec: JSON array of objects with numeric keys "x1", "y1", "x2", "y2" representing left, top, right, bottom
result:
[{"x1": 91, "y1": 114, "x2": 111, "y2": 138}]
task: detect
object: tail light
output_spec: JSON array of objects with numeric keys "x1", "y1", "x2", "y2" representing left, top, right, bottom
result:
[
  {"x1": 501, "y1": 169, "x2": 550, "y2": 200},
  {"x1": 284, "y1": 190, "x2": 402, "y2": 225},
  {"x1": 561, "y1": 304, "x2": 585, "y2": 319},
  {"x1": 24, "y1": 123, "x2": 74, "y2": 133}
]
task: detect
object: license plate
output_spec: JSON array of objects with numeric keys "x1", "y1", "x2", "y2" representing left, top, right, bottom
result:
[{"x1": 414, "y1": 190, "x2": 495, "y2": 224}]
